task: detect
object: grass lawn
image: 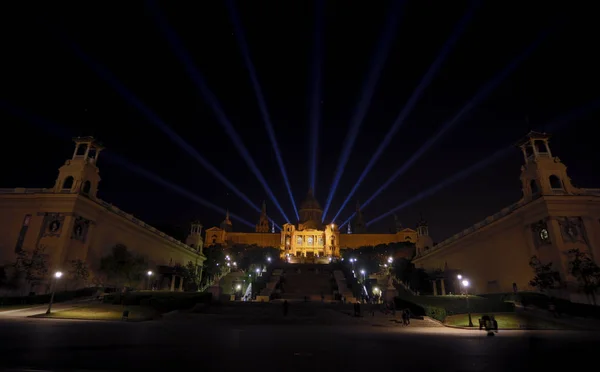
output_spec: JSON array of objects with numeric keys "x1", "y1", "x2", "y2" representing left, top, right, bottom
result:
[
  {"x1": 37, "y1": 304, "x2": 159, "y2": 321},
  {"x1": 444, "y1": 312, "x2": 573, "y2": 330}
]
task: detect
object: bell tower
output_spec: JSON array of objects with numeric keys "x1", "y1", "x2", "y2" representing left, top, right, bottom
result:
[
  {"x1": 186, "y1": 220, "x2": 204, "y2": 253},
  {"x1": 220, "y1": 210, "x2": 233, "y2": 232},
  {"x1": 515, "y1": 131, "x2": 578, "y2": 201},
  {"x1": 256, "y1": 201, "x2": 270, "y2": 233},
  {"x1": 54, "y1": 137, "x2": 103, "y2": 198},
  {"x1": 353, "y1": 201, "x2": 367, "y2": 234}
]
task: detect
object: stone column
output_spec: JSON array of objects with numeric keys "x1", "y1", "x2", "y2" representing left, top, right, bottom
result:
[
  {"x1": 179, "y1": 276, "x2": 184, "y2": 292},
  {"x1": 433, "y1": 280, "x2": 438, "y2": 296},
  {"x1": 440, "y1": 279, "x2": 446, "y2": 296},
  {"x1": 170, "y1": 275, "x2": 176, "y2": 291}
]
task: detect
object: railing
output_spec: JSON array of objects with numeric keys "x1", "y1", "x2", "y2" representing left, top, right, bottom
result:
[{"x1": 0, "y1": 187, "x2": 201, "y2": 256}]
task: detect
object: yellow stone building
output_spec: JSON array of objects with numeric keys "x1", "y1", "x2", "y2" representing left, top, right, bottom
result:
[
  {"x1": 0, "y1": 137, "x2": 206, "y2": 294},
  {"x1": 413, "y1": 131, "x2": 600, "y2": 303},
  {"x1": 205, "y1": 189, "x2": 434, "y2": 261}
]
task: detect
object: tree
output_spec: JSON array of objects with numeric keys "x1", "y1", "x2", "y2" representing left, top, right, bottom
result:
[
  {"x1": 68, "y1": 259, "x2": 90, "y2": 288},
  {"x1": 14, "y1": 245, "x2": 49, "y2": 293},
  {"x1": 529, "y1": 255, "x2": 561, "y2": 292},
  {"x1": 567, "y1": 248, "x2": 600, "y2": 305},
  {"x1": 99, "y1": 244, "x2": 147, "y2": 289},
  {"x1": 201, "y1": 245, "x2": 225, "y2": 286}
]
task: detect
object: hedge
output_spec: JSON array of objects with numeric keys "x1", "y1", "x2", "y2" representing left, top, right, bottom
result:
[
  {"x1": 0, "y1": 287, "x2": 99, "y2": 307},
  {"x1": 394, "y1": 295, "x2": 515, "y2": 322},
  {"x1": 103, "y1": 291, "x2": 212, "y2": 313},
  {"x1": 481, "y1": 292, "x2": 600, "y2": 319}
]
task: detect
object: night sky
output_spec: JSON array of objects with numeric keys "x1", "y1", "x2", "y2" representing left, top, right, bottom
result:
[{"x1": 1, "y1": 1, "x2": 598, "y2": 243}]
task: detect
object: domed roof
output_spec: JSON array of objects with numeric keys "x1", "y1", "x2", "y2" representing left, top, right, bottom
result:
[{"x1": 299, "y1": 188, "x2": 322, "y2": 211}]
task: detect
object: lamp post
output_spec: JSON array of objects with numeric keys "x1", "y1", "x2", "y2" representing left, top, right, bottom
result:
[
  {"x1": 46, "y1": 271, "x2": 63, "y2": 315},
  {"x1": 461, "y1": 279, "x2": 473, "y2": 327},
  {"x1": 147, "y1": 270, "x2": 153, "y2": 290},
  {"x1": 360, "y1": 269, "x2": 366, "y2": 283}
]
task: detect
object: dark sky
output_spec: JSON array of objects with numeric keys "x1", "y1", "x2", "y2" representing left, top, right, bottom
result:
[{"x1": 1, "y1": 1, "x2": 598, "y2": 243}]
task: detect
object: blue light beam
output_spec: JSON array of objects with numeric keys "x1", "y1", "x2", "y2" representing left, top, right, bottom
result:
[
  {"x1": 366, "y1": 147, "x2": 511, "y2": 226},
  {"x1": 309, "y1": 0, "x2": 325, "y2": 193},
  {"x1": 350, "y1": 96, "x2": 600, "y2": 228},
  {"x1": 104, "y1": 153, "x2": 259, "y2": 229},
  {"x1": 321, "y1": 0, "x2": 405, "y2": 222},
  {"x1": 331, "y1": 1, "x2": 480, "y2": 223},
  {"x1": 354, "y1": 25, "x2": 553, "y2": 214},
  {"x1": 52, "y1": 31, "x2": 266, "y2": 219},
  {"x1": 147, "y1": 0, "x2": 291, "y2": 223},
  {"x1": 0, "y1": 100, "x2": 266, "y2": 230},
  {"x1": 226, "y1": 0, "x2": 299, "y2": 221}
]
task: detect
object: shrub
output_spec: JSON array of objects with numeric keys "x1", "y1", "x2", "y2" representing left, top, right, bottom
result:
[
  {"x1": 0, "y1": 287, "x2": 98, "y2": 307},
  {"x1": 103, "y1": 291, "x2": 212, "y2": 313},
  {"x1": 394, "y1": 295, "x2": 514, "y2": 322}
]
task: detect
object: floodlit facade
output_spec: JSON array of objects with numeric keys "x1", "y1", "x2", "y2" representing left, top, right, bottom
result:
[
  {"x1": 205, "y1": 189, "x2": 433, "y2": 261},
  {"x1": 0, "y1": 137, "x2": 205, "y2": 294},
  {"x1": 413, "y1": 131, "x2": 600, "y2": 304}
]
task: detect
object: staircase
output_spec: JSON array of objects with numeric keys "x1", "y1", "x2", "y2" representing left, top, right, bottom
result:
[{"x1": 281, "y1": 265, "x2": 333, "y2": 301}]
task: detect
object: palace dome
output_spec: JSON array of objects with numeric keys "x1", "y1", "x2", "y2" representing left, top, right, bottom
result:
[
  {"x1": 299, "y1": 188, "x2": 322, "y2": 211},
  {"x1": 299, "y1": 189, "x2": 323, "y2": 228}
]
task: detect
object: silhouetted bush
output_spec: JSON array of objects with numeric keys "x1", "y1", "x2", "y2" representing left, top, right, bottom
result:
[
  {"x1": 394, "y1": 295, "x2": 515, "y2": 322},
  {"x1": 103, "y1": 291, "x2": 212, "y2": 313},
  {"x1": 0, "y1": 287, "x2": 99, "y2": 307}
]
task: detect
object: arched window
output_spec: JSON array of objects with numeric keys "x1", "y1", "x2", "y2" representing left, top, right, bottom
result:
[
  {"x1": 62, "y1": 176, "x2": 74, "y2": 190},
  {"x1": 549, "y1": 175, "x2": 562, "y2": 189},
  {"x1": 530, "y1": 180, "x2": 539, "y2": 194},
  {"x1": 211, "y1": 235, "x2": 217, "y2": 244},
  {"x1": 82, "y1": 180, "x2": 91, "y2": 194}
]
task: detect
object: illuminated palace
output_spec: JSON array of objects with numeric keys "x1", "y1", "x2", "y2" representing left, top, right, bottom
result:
[
  {"x1": 413, "y1": 132, "x2": 600, "y2": 304},
  {"x1": 0, "y1": 137, "x2": 206, "y2": 294},
  {"x1": 205, "y1": 189, "x2": 434, "y2": 260}
]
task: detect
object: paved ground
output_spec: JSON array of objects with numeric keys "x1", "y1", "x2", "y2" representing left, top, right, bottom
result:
[{"x1": 0, "y1": 302, "x2": 598, "y2": 371}]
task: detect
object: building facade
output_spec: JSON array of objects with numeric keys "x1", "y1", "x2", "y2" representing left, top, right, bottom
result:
[
  {"x1": 413, "y1": 132, "x2": 600, "y2": 303},
  {"x1": 205, "y1": 189, "x2": 434, "y2": 260},
  {"x1": 0, "y1": 137, "x2": 206, "y2": 294}
]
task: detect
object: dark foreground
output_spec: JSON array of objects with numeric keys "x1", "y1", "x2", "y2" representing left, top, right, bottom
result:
[{"x1": 0, "y1": 303, "x2": 599, "y2": 371}]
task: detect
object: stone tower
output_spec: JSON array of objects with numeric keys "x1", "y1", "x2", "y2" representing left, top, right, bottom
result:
[
  {"x1": 256, "y1": 201, "x2": 270, "y2": 233},
  {"x1": 220, "y1": 210, "x2": 233, "y2": 232},
  {"x1": 185, "y1": 220, "x2": 204, "y2": 253},
  {"x1": 353, "y1": 201, "x2": 367, "y2": 234},
  {"x1": 516, "y1": 131, "x2": 579, "y2": 201},
  {"x1": 54, "y1": 137, "x2": 103, "y2": 198},
  {"x1": 415, "y1": 216, "x2": 433, "y2": 256}
]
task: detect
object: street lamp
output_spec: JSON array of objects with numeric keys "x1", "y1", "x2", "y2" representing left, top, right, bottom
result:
[
  {"x1": 388, "y1": 256, "x2": 393, "y2": 264},
  {"x1": 147, "y1": 270, "x2": 153, "y2": 290},
  {"x1": 360, "y1": 269, "x2": 366, "y2": 282},
  {"x1": 46, "y1": 271, "x2": 63, "y2": 315},
  {"x1": 267, "y1": 257, "x2": 271, "y2": 263},
  {"x1": 461, "y1": 279, "x2": 473, "y2": 327}
]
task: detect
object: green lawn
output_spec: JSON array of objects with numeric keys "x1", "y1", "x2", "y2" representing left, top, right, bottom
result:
[
  {"x1": 444, "y1": 312, "x2": 573, "y2": 330},
  {"x1": 37, "y1": 304, "x2": 159, "y2": 321}
]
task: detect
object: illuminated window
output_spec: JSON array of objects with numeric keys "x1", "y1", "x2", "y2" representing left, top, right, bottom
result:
[
  {"x1": 14, "y1": 214, "x2": 32, "y2": 252},
  {"x1": 297, "y1": 236, "x2": 303, "y2": 245},
  {"x1": 318, "y1": 237, "x2": 324, "y2": 246},
  {"x1": 539, "y1": 228, "x2": 549, "y2": 241},
  {"x1": 307, "y1": 237, "x2": 313, "y2": 246}
]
